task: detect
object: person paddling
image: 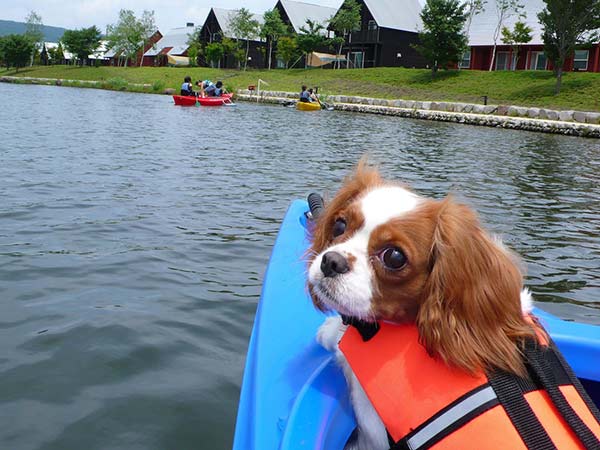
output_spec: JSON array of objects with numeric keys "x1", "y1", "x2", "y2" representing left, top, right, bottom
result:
[
  {"x1": 299, "y1": 85, "x2": 311, "y2": 103},
  {"x1": 205, "y1": 81, "x2": 226, "y2": 97}
]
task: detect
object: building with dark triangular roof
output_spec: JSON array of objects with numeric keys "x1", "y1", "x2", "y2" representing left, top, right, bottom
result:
[
  {"x1": 199, "y1": 7, "x2": 266, "y2": 68},
  {"x1": 331, "y1": 0, "x2": 427, "y2": 68},
  {"x1": 275, "y1": 0, "x2": 339, "y2": 34}
]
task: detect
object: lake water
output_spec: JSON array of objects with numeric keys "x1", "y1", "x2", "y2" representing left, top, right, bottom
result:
[{"x1": 1, "y1": 83, "x2": 599, "y2": 450}]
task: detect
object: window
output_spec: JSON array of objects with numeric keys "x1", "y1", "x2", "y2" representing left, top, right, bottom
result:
[
  {"x1": 350, "y1": 51, "x2": 364, "y2": 69},
  {"x1": 528, "y1": 51, "x2": 547, "y2": 70},
  {"x1": 459, "y1": 50, "x2": 471, "y2": 69},
  {"x1": 574, "y1": 49, "x2": 589, "y2": 70},
  {"x1": 495, "y1": 51, "x2": 510, "y2": 70},
  {"x1": 367, "y1": 20, "x2": 377, "y2": 30}
]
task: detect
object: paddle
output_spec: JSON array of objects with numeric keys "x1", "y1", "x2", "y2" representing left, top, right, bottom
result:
[
  {"x1": 221, "y1": 90, "x2": 236, "y2": 106},
  {"x1": 316, "y1": 96, "x2": 334, "y2": 111}
]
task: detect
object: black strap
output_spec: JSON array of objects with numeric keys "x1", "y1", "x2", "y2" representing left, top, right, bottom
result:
[
  {"x1": 524, "y1": 340, "x2": 600, "y2": 449},
  {"x1": 548, "y1": 339, "x2": 600, "y2": 424},
  {"x1": 488, "y1": 368, "x2": 557, "y2": 450},
  {"x1": 341, "y1": 314, "x2": 380, "y2": 341},
  {"x1": 385, "y1": 340, "x2": 599, "y2": 450}
]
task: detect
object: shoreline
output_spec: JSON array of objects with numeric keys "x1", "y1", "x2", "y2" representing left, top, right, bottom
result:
[
  {"x1": 237, "y1": 90, "x2": 600, "y2": 138},
  {"x1": 3, "y1": 75, "x2": 600, "y2": 138}
]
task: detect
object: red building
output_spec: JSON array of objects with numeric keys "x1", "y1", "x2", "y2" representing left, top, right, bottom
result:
[
  {"x1": 462, "y1": 0, "x2": 600, "y2": 72},
  {"x1": 143, "y1": 25, "x2": 196, "y2": 66}
]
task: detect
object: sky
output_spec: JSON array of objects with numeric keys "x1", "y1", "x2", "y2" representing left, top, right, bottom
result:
[{"x1": 0, "y1": 0, "x2": 345, "y2": 33}]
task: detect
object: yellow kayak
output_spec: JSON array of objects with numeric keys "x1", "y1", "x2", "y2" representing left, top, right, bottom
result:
[{"x1": 296, "y1": 101, "x2": 321, "y2": 111}]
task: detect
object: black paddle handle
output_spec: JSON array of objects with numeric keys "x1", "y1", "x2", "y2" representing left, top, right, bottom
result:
[{"x1": 308, "y1": 193, "x2": 324, "y2": 220}]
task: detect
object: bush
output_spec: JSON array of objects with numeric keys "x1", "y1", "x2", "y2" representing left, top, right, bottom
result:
[
  {"x1": 105, "y1": 77, "x2": 128, "y2": 90},
  {"x1": 152, "y1": 80, "x2": 165, "y2": 92}
]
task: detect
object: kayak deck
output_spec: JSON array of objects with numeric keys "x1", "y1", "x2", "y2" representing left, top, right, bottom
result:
[
  {"x1": 296, "y1": 101, "x2": 321, "y2": 111},
  {"x1": 172, "y1": 93, "x2": 233, "y2": 106},
  {"x1": 233, "y1": 200, "x2": 600, "y2": 450}
]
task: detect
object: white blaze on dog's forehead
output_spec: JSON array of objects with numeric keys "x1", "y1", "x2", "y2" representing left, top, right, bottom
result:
[{"x1": 360, "y1": 186, "x2": 419, "y2": 229}]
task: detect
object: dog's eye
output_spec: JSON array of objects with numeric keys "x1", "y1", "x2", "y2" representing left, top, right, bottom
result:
[
  {"x1": 380, "y1": 247, "x2": 407, "y2": 270},
  {"x1": 332, "y1": 219, "x2": 346, "y2": 237}
]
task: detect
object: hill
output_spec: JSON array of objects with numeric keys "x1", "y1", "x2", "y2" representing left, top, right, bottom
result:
[{"x1": 0, "y1": 19, "x2": 66, "y2": 42}]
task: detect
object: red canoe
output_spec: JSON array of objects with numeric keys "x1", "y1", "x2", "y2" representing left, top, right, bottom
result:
[{"x1": 173, "y1": 93, "x2": 234, "y2": 107}]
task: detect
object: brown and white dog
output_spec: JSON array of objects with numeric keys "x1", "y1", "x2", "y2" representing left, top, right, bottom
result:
[{"x1": 307, "y1": 161, "x2": 537, "y2": 450}]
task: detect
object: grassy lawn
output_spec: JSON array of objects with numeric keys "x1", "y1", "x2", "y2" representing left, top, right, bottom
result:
[{"x1": 3, "y1": 65, "x2": 600, "y2": 111}]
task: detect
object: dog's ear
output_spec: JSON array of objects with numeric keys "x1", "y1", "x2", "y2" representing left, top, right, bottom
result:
[{"x1": 416, "y1": 196, "x2": 534, "y2": 377}]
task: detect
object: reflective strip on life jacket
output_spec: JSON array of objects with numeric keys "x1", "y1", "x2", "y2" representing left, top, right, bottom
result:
[
  {"x1": 339, "y1": 321, "x2": 600, "y2": 450},
  {"x1": 403, "y1": 384, "x2": 498, "y2": 450}
]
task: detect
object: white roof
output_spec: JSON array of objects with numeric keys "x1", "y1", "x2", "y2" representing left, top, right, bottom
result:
[
  {"x1": 89, "y1": 40, "x2": 109, "y2": 60},
  {"x1": 104, "y1": 47, "x2": 117, "y2": 58},
  {"x1": 467, "y1": 0, "x2": 545, "y2": 46},
  {"x1": 362, "y1": 0, "x2": 422, "y2": 32},
  {"x1": 212, "y1": 7, "x2": 264, "y2": 41},
  {"x1": 144, "y1": 26, "x2": 194, "y2": 56},
  {"x1": 279, "y1": 0, "x2": 340, "y2": 33},
  {"x1": 44, "y1": 42, "x2": 73, "y2": 60}
]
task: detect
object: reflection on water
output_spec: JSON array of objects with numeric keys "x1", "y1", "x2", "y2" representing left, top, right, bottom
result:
[{"x1": 0, "y1": 83, "x2": 598, "y2": 449}]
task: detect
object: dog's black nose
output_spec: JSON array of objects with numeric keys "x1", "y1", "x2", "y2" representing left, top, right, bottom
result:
[{"x1": 321, "y1": 251, "x2": 349, "y2": 278}]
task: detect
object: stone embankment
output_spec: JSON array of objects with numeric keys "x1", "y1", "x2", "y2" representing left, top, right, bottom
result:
[
  {"x1": 236, "y1": 89, "x2": 600, "y2": 138},
  {"x1": 3, "y1": 75, "x2": 599, "y2": 137}
]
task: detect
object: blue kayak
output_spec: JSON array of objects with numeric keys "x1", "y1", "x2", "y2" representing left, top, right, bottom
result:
[{"x1": 232, "y1": 199, "x2": 600, "y2": 450}]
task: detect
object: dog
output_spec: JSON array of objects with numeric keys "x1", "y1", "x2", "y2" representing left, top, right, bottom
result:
[{"x1": 306, "y1": 162, "x2": 599, "y2": 450}]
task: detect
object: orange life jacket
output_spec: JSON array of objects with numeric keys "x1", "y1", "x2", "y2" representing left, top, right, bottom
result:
[{"x1": 339, "y1": 321, "x2": 600, "y2": 450}]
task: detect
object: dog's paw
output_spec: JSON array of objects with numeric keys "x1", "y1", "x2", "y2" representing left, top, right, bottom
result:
[{"x1": 317, "y1": 316, "x2": 346, "y2": 352}]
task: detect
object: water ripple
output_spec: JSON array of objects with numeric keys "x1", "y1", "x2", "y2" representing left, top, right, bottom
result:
[{"x1": 0, "y1": 83, "x2": 599, "y2": 449}]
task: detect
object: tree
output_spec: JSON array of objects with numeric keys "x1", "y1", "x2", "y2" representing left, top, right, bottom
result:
[
  {"x1": 25, "y1": 11, "x2": 44, "y2": 66},
  {"x1": 489, "y1": 0, "x2": 523, "y2": 71},
  {"x1": 464, "y1": 0, "x2": 486, "y2": 38},
  {"x1": 328, "y1": 0, "x2": 361, "y2": 68},
  {"x1": 187, "y1": 25, "x2": 202, "y2": 67},
  {"x1": 229, "y1": 8, "x2": 260, "y2": 70},
  {"x1": 205, "y1": 42, "x2": 224, "y2": 67},
  {"x1": 276, "y1": 35, "x2": 299, "y2": 68},
  {"x1": 538, "y1": 0, "x2": 600, "y2": 94},
  {"x1": 138, "y1": 10, "x2": 157, "y2": 67},
  {"x1": 415, "y1": 0, "x2": 468, "y2": 77},
  {"x1": 0, "y1": 34, "x2": 35, "y2": 71},
  {"x1": 106, "y1": 9, "x2": 156, "y2": 67},
  {"x1": 297, "y1": 19, "x2": 327, "y2": 68},
  {"x1": 501, "y1": 20, "x2": 532, "y2": 69},
  {"x1": 62, "y1": 26, "x2": 102, "y2": 65},
  {"x1": 47, "y1": 42, "x2": 65, "y2": 64},
  {"x1": 221, "y1": 37, "x2": 245, "y2": 69},
  {"x1": 187, "y1": 44, "x2": 199, "y2": 67},
  {"x1": 261, "y1": 8, "x2": 288, "y2": 70},
  {"x1": 0, "y1": 37, "x2": 5, "y2": 68}
]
